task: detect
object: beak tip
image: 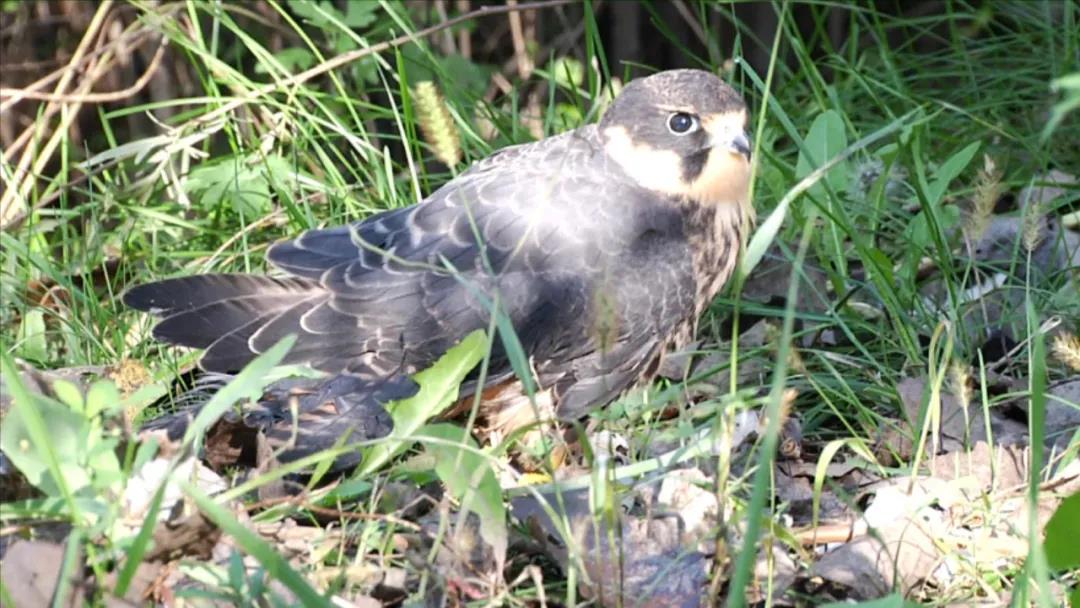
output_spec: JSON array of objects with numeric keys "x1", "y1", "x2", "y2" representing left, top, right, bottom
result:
[{"x1": 731, "y1": 132, "x2": 752, "y2": 161}]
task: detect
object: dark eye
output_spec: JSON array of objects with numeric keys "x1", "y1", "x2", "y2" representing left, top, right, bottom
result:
[{"x1": 667, "y1": 112, "x2": 698, "y2": 135}]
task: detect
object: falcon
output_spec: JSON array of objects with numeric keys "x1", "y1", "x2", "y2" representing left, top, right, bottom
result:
[{"x1": 126, "y1": 69, "x2": 753, "y2": 466}]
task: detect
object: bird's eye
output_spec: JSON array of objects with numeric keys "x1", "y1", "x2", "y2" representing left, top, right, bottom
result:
[{"x1": 667, "y1": 112, "x2": 698, "y2": 135}]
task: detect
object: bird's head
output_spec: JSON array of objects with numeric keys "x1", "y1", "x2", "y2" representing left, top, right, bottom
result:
[{"x1": 600, "y1": 69, "x2": 752, "y2": 208}]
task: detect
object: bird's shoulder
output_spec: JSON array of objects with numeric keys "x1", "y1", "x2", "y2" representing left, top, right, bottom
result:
[
  {"x1": 267, "y1": 123, "x2": 679, "y2": 280},
  {"x1": 457, "y1": 124, "x2": 605, "y2": 182}
]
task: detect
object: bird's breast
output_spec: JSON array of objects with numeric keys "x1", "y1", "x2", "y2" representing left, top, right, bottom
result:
[{"x1": 685, "y1": 200, "x2": 746, "y2": 319}]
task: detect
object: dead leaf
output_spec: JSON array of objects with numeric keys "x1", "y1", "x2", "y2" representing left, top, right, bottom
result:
[
  {"x1": 774, "y1": 468, "x2": 858, "y2": 528},
  {"x1": 102, "y1": 561, "x2": 164, "y2": 606},
  {"x1": 513, "y1": 485, "x2": 708, "y2": 607},
  {"x1": 254, "y1": 518, "x2": 343, "y2": 566},
  {"x1": 0, "y1": 539, "x2": 83, "y2": 608},
  {"x1": 203, "y1": 416, "x2": 263, "y2": 470},
  {"x1": 145, "y1": 510, "x2": 221, "y2": 562},
  {"x1": 656, "y1": 468, "x2": 717, "y2": 547},
  {"x1": 811, "y1": 479, "x2": 953, "y2": 599},
  {"x1": 370, "y1": 566, "x2": 409, "y2": 604},
  {"x1": 750, "y1": 545, "x2": 798, "y2": 605},
  {"x1": 920, "y1": 200, "x2": 1080, "y2": 363},
  {"x1": 741, "y1": 244, "x2": 832, "y2": 327},
  {"x1": 573, "y1": 514, "x2": 709, "y2": 608},
  {"x1": 121, "y1": 456, "x2": 226, "y2": 527},
  {"x1": 410, "y1": 505, "x2": 501, "y2": 605},
  {"x1": 926, "y1": 440, "x2": 1029, "y2": 490},
  {"x1": 811, "y1": 518, "x2": 939, "y2": 599},
  {"x1": 895, "y1": 376, "x2": 1029, "y2": 456}
]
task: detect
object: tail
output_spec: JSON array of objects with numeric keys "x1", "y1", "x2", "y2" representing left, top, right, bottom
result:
[{"x1": 123, "y1": 274, "x2": 323, "y2": 373}]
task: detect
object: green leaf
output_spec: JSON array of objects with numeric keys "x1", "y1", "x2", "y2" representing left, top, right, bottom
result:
[
  {"x1": 823, "y1": 593, "x2": 921, "y2": 608},
  {"x1": 343, "y1": 0, "x2": 378, "y2": 28},
  {"x1": 549, "y1": 56, "x2": 586, "y2": 90},
  {"x1": 267, "y1": 48, "x2": 316, "y2": 73},
  {"x1": 288, "y1": 0, "x2": 338, "y2": 27},
  {"x1": 1042, "y1": 71, "x2": 1080, "y2": 141},
  {"x1": 51, "y1": 379, "x2": 84, "y2": 413},
  {"x1": 794, "y1": 110, "x2": 849, "y2": 201},
  {"x1": 85, "y1": 380, "x2": 122, "y2": 419},
  {"x1": 926, "y1": 141, "x2": 980, "y2": 205},
  {"x1": 16, "y1": 308, "x2": 47, "y2": 362},
  {"x1": 0, "y1": 381, "x2": 92, "y2": 496},
  {"x1": 903, "y1": 205, "x2": 961, "y2": 251},
  {"x1": 419, "y1": 423, "x2": 507, "y2": 561},
  {"x1": 186, "y1": 159, "x2": 274, "y2": 217},
  {"x1": 358, "y1": 330, "x2": 487, "y2": 476},
  {"x1": 1044, "y1": 491, "x2": 1080, "y2": 571}
]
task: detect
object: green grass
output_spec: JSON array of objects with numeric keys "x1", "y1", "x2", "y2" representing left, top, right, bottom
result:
[{"x1": 2, "y1": 1, "x2": 1078, "y2": 606}]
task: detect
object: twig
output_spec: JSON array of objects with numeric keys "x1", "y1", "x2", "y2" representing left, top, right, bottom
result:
[
  {"x1": 793, "y1": 519, "x2": 866, "y2": 546},
  {"x1": 456, "y1": 0, "x2": 473, "y2": 59},
  {"x1": 0, "y1": 35, "x2": 168, "y2": 104},
  {"x1": 244, "y1": 494, "x2": 421, "y2": 531},
  {"x1": 507, "y1": 0, "x2": 534, "y2": 79},
  {"x1": 671, "y1": 0, "x2": 709, "y2": 48},
  {"x1": 300, "y1": 504, "x2": 422, "y2": 531},
  {"x1": 0, "y1": 0, "x2": 114, "y2": 226},
  {"x1": 0, "y1": 7, "x2": 159, "y2": 114}
]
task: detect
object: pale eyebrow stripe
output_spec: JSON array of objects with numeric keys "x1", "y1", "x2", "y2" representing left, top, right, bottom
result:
[{"x1": 656, "y1": 104, "x2": 697, "y2": 114}]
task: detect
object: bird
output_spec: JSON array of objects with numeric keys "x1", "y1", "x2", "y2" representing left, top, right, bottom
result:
[{"x1": 125, "y1": 69, "x2": 753, "y2": 468}]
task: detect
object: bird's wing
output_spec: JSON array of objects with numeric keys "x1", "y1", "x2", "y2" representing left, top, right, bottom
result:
[{"x1": 127, "y1": 126, "x2": 699, "y2": 417}]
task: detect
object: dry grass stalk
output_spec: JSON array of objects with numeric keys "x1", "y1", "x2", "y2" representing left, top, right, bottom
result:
[
  {"x1": 964, "y1": 154, "x2": 1001, "y2": 242},
  {"x1": 1051, "y1": 333, "x2": 1080, "y2": 371}
]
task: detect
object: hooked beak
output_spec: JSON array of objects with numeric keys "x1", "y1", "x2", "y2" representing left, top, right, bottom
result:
[
  {"x1": 708, "y1": 127, "x2": 752, "y2": 161},
  {"x1": 730, "y1": 130, "x2": 751, "y2": 161}
]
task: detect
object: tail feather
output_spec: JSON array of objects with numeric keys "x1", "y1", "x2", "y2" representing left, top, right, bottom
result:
[
  {"x1": 198, "y1": 310, "x2": 293, "y2": 372},
  {"x1": 123, "y1": 274, "x2": 313, "y2": 315},
  {"x1": 124, "y1": 274, "x2": 323, "y2": 372}
]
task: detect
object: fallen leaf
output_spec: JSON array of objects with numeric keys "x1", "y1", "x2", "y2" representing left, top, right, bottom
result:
[
  {"x1": 146, "y1": 510, "x2": 222, "y2": 562},
  {"x1": 895, "y1": 375, "x2": 1029, "y2": 456},
  {"x1": 102, "y1": 561, "x2": 164, "y2": 606},
  {"x1": 750, "y1": 545, "x2": 798, "y2": 605},
  {"x1": 121, "y1": 456, "x2": 226, "y2": 526},
  {"x1": 512, "y1": 485, "x2": 709, "y2": 607},
  {"x1": 414, "y1": 506, "x2": 501, "y2": 605},
  {"x1": 0, "y1": 539, "x2": 82, "y2": 608},
  {"x1": 925, "y1": 441, "x2": 1029, "y2": 490},
  {"x1": 574, "y1": 514, "x2": 709, "y2": 608},
  {"x1": 203, "y1": 416, "x2": 261, "y2": 470},
  {"x1": 656, "y1": 467, "x2": 718, "y2": 548},
  {"x1": 774, "y1": 468, "x2": 859, "y2": 528},
  {"x1": 741, "y1": 244, "x2": 832, "y2": 323},
  {"x1": 811, "y1": 490, "x2": 943, "y2": 599}
]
